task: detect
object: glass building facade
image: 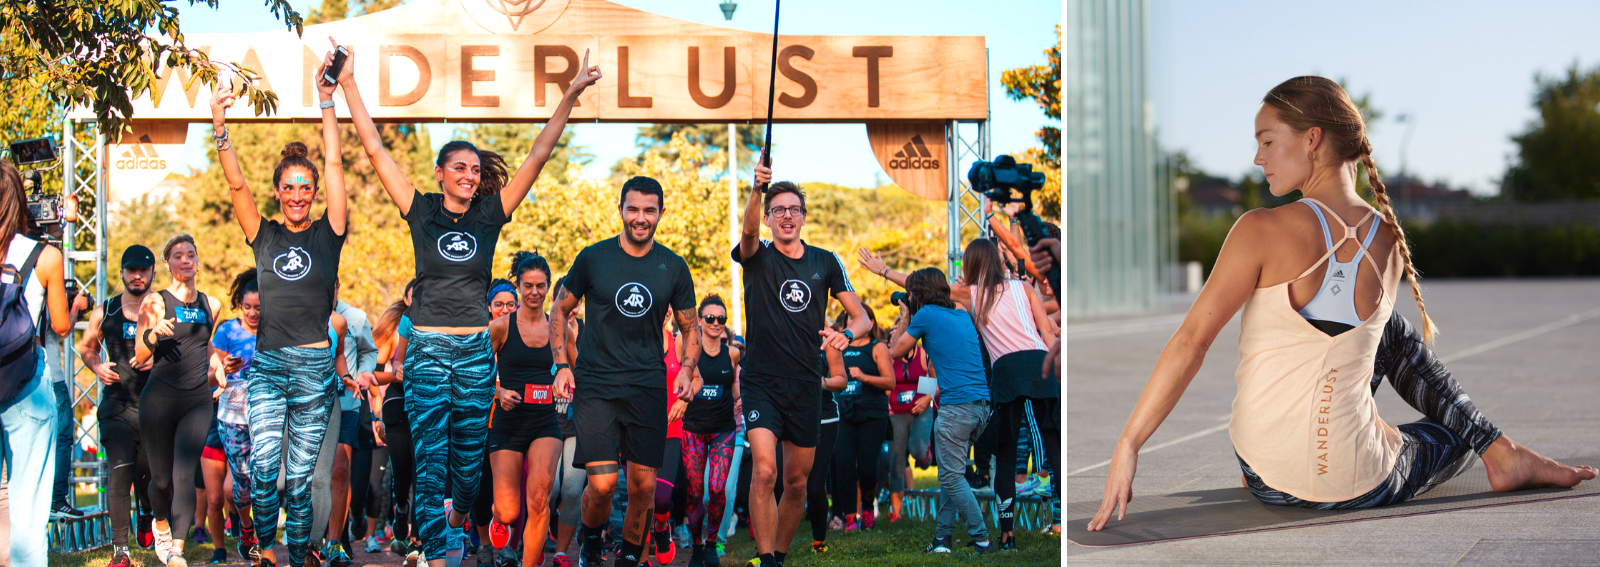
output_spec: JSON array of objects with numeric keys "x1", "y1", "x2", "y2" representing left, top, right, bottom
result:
[{"x1": 1066, "y1": 0, "x2": 1175, "y2": 318}]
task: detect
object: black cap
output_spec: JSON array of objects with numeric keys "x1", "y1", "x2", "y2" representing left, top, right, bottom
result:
[{"x1": 121, "y1": 245, "x2": 155, "y2": 269}]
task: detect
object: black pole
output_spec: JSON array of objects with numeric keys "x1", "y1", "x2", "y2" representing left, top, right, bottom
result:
[{"x1": 757, "y1": 0, "x2": 780, "y2": 190}]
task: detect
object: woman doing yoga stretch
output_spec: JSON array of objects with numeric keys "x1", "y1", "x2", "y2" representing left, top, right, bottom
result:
[
  {"x1": 341, "y1": 44, "x2": 601, "y2": 567},
  {"x1": 681, "y1": 295, "x2": 740, "y2": 567},
  {"x1": 1087, "y1": 76, "x2": 1596, "y2": 531},
  {"x1": 483, "y1": 252, "x2": 564, "y2": 567},
  {"x1": 211, "y1": 46, "x2": 354, "y2": 567},
  {"x1": 135, "y1": 234, "x2": 225, "y2": 567}
]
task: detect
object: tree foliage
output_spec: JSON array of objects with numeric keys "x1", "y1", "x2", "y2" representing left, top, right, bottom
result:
[
  {"x1": 1, "y1": 0, "x2": 303, "y2": 138},
  {"x1": 1504, "y1": 62, "x2": 1600, "y2": 201},
  {"x1": 1002, "y1": 25, "x2": 1060, "y2": 168}
]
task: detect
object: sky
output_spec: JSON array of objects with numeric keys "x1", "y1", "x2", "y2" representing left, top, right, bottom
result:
[
  {"x1": 1150, "y1": 0, "x2": 1600, "y2": 195},
  {"x1": 174, "y1": 0, "x2": 1060, "y2": 186}
]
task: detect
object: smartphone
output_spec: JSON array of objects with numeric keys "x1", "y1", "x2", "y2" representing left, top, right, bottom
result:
[{"x1": 322, "y1": 45, "x2": 350, "y2": 86}]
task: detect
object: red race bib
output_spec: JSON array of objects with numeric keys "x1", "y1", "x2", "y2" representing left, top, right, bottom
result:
[{"x1": 525, "y1": 384, "x2": 553, "y2": 404}]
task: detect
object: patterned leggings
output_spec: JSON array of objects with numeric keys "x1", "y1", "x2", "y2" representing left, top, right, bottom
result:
[
  {"x1": 1240, "y1": 312, "x2": 1503, "y2": 509},
  {"x1": 405, "y1": 330, "x2": 496, "y2": 559},
  {"x1": 217, "y1": 422, "x2": 252, "y2": 509},
  {"x1": 248, "y1": 346, "x2": 336, "y2": 566},
  {"x1": 681, "y1": 430, "x2": 736, "y2": 545}
]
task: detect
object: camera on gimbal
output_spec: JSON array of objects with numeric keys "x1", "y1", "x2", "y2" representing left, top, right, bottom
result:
[
  {"x1": 967, "y1": 155, "x2": 1060, "y2": 290},
  {"x1": 8, "y1": 137, "x2": 65, "y2": 232}
]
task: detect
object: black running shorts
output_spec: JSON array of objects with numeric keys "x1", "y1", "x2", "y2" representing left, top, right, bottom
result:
[
  {"x1": 572, "y1": 389, "x2": 668, "y2": 470},
  {"x1": 741, "y1": 373, "x2": 821, "y2": 448}
]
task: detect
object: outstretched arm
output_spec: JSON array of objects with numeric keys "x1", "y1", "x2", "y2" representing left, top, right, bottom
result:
[
  {"x1": 210, "y1": 87, "x2": 261, "y2": 242},
  {"x1": 316, "y1": 43, "x2": 349, "y2": 235},
  {"x1": 500, "y1": 49, "x2": 603, "y2": 218},
  {"x1": 1088, "y1": 211, "x2": 1267, "y2": 531},
  {"x1": 336, "y1": 43, "x2": 415, "y2": 215},
  {"x1": 738, "y1": 164, "x2": 772, "y2": 261}
]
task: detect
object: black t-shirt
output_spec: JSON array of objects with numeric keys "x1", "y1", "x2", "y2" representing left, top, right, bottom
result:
[
  {"x1": 731, "y1": 239, "x2": 853, "y2": 381},
  {"x1": 837, "y1": 341, "x2": 889, "y2": 421},
  {"x1": 250, "y1": 216, "x2": 345, "y2": 351},
  {"x1": 563, "y1": 237, "x2": 695, "y2": 397},
  {"x1": 404, "y1": 191, "x2": 510, "y2": 327},
  {"x1": 496, "y1": 314, "x2": 556, "y2": 416},
  {"x1": 684, "y1": 341, "x2": 736, "y2": 434},
  {"x1": 99, "y1": 294, "x2": 149, "y2": 408}
]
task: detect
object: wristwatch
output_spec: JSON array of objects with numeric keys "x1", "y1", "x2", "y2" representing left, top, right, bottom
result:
[
  {"x1": 319, "y1": 100, "x2": 336, "y2": 109},
  {"x1": 842, "y1": 329, "x2": 855, "y2": 341},
  {"x1": 551, "y1": 363, "x2": 570, "y2": 375}
]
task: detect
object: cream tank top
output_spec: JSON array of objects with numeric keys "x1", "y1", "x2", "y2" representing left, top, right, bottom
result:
[{"x1": 1229, "y1": 199, "x2": 1406, "y2": 503}]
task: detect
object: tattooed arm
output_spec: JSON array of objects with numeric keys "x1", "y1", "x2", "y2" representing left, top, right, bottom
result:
[
  {"x1": 673, "y1": 308, "x2": 701, "y2": 401},
  {"x1": 549, "y1": 285, "x2": 581, "y2": 401}
]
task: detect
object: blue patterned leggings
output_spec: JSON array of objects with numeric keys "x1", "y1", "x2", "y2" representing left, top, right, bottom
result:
[
  {"x1": 247, "y1": 346, "x2": 336, "y2": 566},
  {"x1": 405, "y1": 330, "x2": 496, "y2": 558},
  {"x1": 218, "y1": 422, "x2": 253, "y2": 509},
  {"x1": 1240, "y1": 312, "x2": 1503, "y2": 509}
]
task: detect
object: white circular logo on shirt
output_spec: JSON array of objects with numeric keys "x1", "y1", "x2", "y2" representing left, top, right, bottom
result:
[
  {"x1": 748, "y1": 410, "x2": 760, "y2": 422},
  {"x1": 437, "y1": 232, "x2": 478, "y2": 262},
  {"x1": 272, "y1": 247, "x2": 312, "y2": 281},
  {"x1": 615, "y1": 282, "x2": 653, "y2": 318},
  {"x1": 779, "y1": 279, "x2": 812, "y2": 313}
]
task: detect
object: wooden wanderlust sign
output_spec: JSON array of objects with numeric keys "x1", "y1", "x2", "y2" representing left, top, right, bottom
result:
[{"x1": 124, "y1": 0, "x2": 987, "y2": 124}]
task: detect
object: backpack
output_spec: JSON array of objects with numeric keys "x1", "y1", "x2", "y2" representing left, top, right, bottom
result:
[{"x1": 0, "y1": 241, "x2": 44, "y2": 406}]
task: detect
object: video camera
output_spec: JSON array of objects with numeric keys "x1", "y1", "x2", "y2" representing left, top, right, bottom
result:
[
  {"x1": 7, "y1": 137, "x2": 65, "y2": 232},
  {"x1": 967, "y1": 155, "x2": 1060, "y2": 290}
]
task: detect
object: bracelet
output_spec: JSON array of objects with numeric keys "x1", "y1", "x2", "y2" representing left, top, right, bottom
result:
[
  {"x1": 880, "y1": 267, "x2": 890, "y2": 277},
  {"x1": 142, "y1": 329, "x2": 158, "y2": 348},
  {"x1": 216, "y1": 139, "x2": 232, "y2": 152},
  {"x1": 212, "y1": 126, "x2": 229, "y2": 141},
  {"x1": 319, "y1": 100, "x2": 336, "y2": 109}
]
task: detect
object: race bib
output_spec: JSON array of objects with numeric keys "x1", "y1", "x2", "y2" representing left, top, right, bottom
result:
[
  {"x1": 122, "y1": 322, "x2": 137, "y2": 339},
  {"x1": 843, "y1": 380, "x2": 861, "y2": 395},
  {"x1": 697, "y1": 384, "x2": 723, "y2": 400},
  {"x1": 897, "y1": 390, "x2": 915, "y2": 404},
  {"x1": 524, "y1": 384, "x2": 553, "y2": 404},
  {"x1": 174, "y1": 306, "x2": 207, "y2": 324}
]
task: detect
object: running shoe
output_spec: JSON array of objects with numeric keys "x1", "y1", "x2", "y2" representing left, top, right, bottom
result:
[
  {"x1": 495, "y1": 545, "x2": 522, "y2": 567},
  {"x1": 209, "y1": 548, "x2": 229, "y2": 564},
  {"x1": 969, "y1": 539, "x2": 998, "y2": 555},
  {"x1": 488, "y1": 518, "x2": 512, "y2": 549},
  {"x1": 887, "y1": 511, "x2": 902, "y2": 523},
  {"x1": 998, "y1": 533, "x2": 1017, "y2": 551},
  {"x1": 826, "y1": 515, "x2": 843, "y2": 531},
  {"x1": 674, "y1": 524, "x2": 692, "y2": 549},
  {"x1": 364, "y1": 535, "x2": 383, "y2": 554},
  {"x1": 652, "y1": 529, "x2": 676, "y2": 565},
  {"x1": 108, "y1": 549, "x2": 134, "y2": 567},
  {"x1": 325, "y1": 540, "x2": 355, "y2": 567},
  {"x1": 192, "y1": 525, "x2": 210, "y2": 545},
  {"x1": 238, "y1": 528, "x2": 260, "y2": 567},
  {"x1": 139, "y1": 514, "x2": 156, "y2": 549},
  {"x1": 861, "y1": 510, "x2": 875, "y2": 530},
  {"x1": 476, "y1": 544, "x2": 494, "y2": 561},
  {"x1": 390, "y1": 538, "x2": 409, "y2": 556},
  {"x1": 229, "y1": 512, "x2": 243, "y2": 541},
  {"x1": 153, "y1": 523, "x2": 174, "y2": 565},
  {"x1": 403, "y1": 548, "x2": 422, "y2": 567},
  {"x1": 51, "y1": 502, "x2": 86, "y2": 519},
  {"x1": 810, "y1": 541, "x2": 828, "y2": 554},
  {"x1": 842, "y1": 514, "x2": 859, "y2": 532},
  {"x1": 259, "y1": 557, "x2": 277, "y2": 567},
  {"x1": 168, "y1": 555, "x2": 189, "y2": 567},
  {"x1": 923, "y1": 536, "x2": 953, "y2": 554},
  {"x1": 552, "y1": 553, "x2": 574, "y2": 567},
  {"x1": 743, "y1": 558, "x2": 761, "y2": 567},
  {"x1": 303, "y1": 546, "x2": 325, "y2": 567}
]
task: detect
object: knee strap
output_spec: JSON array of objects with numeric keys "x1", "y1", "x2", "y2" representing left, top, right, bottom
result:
[{"x1": 586, "y1": 463, "x2": 619, "y2": 476}]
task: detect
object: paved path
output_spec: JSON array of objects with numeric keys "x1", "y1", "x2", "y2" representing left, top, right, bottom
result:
[{"x1": 1066, "y1": 279, "x2": 1600, "y2": 566}]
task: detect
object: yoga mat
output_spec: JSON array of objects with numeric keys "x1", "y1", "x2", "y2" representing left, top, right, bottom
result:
[{"x1": 1067, "y1": 457, "x2": 1600, "y2": 547}]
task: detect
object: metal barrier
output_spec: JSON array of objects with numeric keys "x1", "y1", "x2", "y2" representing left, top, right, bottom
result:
[
  {"x1": 899, "y1": 489, "x2": 1056, "y2": 532},
  {"x1": 48, "y1": 509, "x2": 113, "y2": 554}
]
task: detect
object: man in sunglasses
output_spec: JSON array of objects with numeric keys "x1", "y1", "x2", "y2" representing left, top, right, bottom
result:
[{"x1": 731, "y1": 164, "x2": 873, "y2": 567}]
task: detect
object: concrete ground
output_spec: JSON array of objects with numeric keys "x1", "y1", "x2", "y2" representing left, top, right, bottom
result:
[{"x1": 1066, "y1": 279, "x2": 1600, "y2": 566}]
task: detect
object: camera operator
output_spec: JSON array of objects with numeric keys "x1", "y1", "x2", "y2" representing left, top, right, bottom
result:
[
  {"x1": 0, "y1": 160, "x2": 76, "y2": 567},
  {"x1": 859, "y1": 237, "x2": 1062, "y2": 541},
  {"x1": 29, "y1": 219, "x2": 93, "y2": 521}
]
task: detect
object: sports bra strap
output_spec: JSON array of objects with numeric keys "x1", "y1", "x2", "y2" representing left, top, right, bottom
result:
[
  {"x1": 1300, "y1": 201, "x2": 1335, "y2": 251},
  {"x1": 1290, "y1": 199, "x2": 1386, "y2": 283}
]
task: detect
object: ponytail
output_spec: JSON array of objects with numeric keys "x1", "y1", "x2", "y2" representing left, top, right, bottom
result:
[{"x1": 1360, "y1": 141, "x2": 1437, "y2": 343}]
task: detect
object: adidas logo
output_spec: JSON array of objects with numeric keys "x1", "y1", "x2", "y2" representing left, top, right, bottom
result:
[
  {"x1": 1332, "y1": 269, "x2": 1345, "y2": 279},
  {"x1": 114, "y1": 135, "x2": 167, "y2": 170},
  {"x1": 659, "y1": 263, "x2": 667, "y2": 270},
  {"x1": 811, "y1": 272, "x2": 821, "y2": 279},
  {"x1": 888, "y1": 135, "x2": 940, "y2": 170}
]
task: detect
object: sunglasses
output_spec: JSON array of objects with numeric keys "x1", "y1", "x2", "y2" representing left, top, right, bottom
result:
[{"x1": 702, "y1": 315, "x2": 727, "y2": 325}]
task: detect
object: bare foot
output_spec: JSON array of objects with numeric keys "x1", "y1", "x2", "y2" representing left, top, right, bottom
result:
[{"x1": 1482, "y1": 436, "x2": 1598, "y2": 492}]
